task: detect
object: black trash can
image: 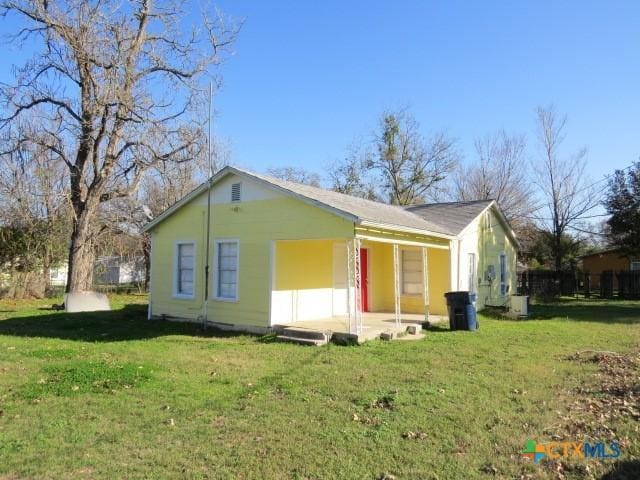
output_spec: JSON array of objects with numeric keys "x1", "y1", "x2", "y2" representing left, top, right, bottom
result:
[{"x1": 444, "y1": 291, "x2": 477, "y2": 331}]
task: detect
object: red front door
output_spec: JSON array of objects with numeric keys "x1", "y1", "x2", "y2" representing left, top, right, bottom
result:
[{"x1": 360, "y1": 249, "x2": 369, "y2": 312}]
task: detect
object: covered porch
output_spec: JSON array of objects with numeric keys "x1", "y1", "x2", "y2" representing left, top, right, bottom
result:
[{"x1": 269, "y1": 227, "x2": 451, "y2": 341}]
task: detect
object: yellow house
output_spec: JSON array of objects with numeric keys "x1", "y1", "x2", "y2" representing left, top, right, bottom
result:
[
  {"x1": 406, "y1": 200, "x2": 519, "y2": 310},
  {"x1": 143, "y1": 166, "x2": 518, "y2": 341}
]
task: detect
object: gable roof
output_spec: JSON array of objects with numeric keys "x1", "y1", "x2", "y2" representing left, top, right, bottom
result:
[
  {"x1": 240, "y1": 168, "x2": 455, "y2": 235},
  {"x1": 407, "y1": 199, "x2": 519, "y2": 248},
  {"x1": 142, "y1": 166, "x2": 453, "y2": 238},
  {"x1": 405, "y1": 200, "x2": 495, "y2": 236}
]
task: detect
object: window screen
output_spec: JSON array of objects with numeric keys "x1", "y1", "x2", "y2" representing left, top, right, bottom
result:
[
  {"x1": 177, "y1": 243, "x2": 194, "y2": 296},
  {"x1": 402, "y1": 250, "x2": 423, "y2": 295},
  {"x1": 468, "y1": 253, "x2": 476, "y2": 293},
  {"x1": 217, "y1": 241, "x2": 238, "y2": 299}
]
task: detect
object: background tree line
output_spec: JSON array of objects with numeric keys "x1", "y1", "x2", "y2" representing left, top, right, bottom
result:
[
  {"x1": 270, "y1": 104, "x2": 629, "y2": 273},
  {"x1": 0, "y1": 1, "x2": 637, "y2": 299}
]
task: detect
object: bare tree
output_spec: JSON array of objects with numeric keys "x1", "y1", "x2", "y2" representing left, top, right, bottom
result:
[
  {"x1": 326, "y1": 139, "x2": 379, "y2": 200},
  {"x1": 103, "y1": 136, "x2": 231, "y2": 290},
  {"x1": 532, "y1": 105, "x2": 600, "y2": 271},
  {"x1": 327, "y1": 110, "x2": 458, "y2": 205},
  {"x1": 0, "y1": 0, "x2": 239, "y2": 292},
  {"x1": 369, "y1": 109, "x2": 459, "y2": 205},
  {"x1": 0, "y1": 118, "x2": 70, "y2": 296},
  {"x1": 452, "y1": 131, "x2": 535, "y2": 228},
  {"x1": 267, "y1": 166, "x2": 321, "y2": 187}
]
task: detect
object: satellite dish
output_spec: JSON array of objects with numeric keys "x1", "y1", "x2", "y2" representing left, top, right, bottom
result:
[{"x1": 141, "y1": 205, "x2": 153, "y2": 220}]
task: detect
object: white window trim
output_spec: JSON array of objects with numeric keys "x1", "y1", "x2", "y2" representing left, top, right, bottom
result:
[
  {"x1": 213, "y1": 238, "x2": 240, "y2": 302},
  {"x1": 173, "y1": 240, "x2": 196, "y2": 300},
  {"x1": 401, "y1": 248, "x2": 423, "y2": 297}
]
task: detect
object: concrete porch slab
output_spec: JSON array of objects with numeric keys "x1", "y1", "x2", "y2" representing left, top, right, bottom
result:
[{"x1": 273, "y1": 311, "x2": 448, "y2": 344}]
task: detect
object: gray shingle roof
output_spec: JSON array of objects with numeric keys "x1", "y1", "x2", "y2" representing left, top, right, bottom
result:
[
  {"x1": 144, "y1": 166, "x2": 494, "y2": 238},
  {"x1": 236, "y1": 167, "x2": 452, "y2": 236},
  {"x1": 405, "y1": 200, "x2": 494, "y2": 236}
]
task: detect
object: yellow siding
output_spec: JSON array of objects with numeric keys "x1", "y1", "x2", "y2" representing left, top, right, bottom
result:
[
  {"x1": 476, "y1": 208, "x2": 518, "y2": 309},
  {"x1": 275, "y1": 240, "x2": 334, "y2": 290},
  {"x1": 150, "y1": 194, "x2": 354, "y2": 327},
  {"x1": 425, "y1": 248, "x2": 450, "y2": 315}
]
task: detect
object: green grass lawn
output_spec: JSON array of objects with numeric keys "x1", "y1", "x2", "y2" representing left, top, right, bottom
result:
[{"x1": 0, "y1": 295, "x2": 638, "y2": 479}]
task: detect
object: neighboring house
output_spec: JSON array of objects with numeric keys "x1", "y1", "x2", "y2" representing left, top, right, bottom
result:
[
  {"x1": 143, "y1": 166, "x2": 518, "y2": 336},
  {"x1": 94, "y1": 256, "x2": 145, "y2": 285},
  {"x1": 49, "y1": 264, "x2": 69, "y2": 286},
  {"x1": 579, "y1": 248, "x2": 640, "y2": 289},
  {"x1": 50, "y1": 257, "x2": 145, "y2": 287},
  {"x1": 407, "y1": 200, "x2": 519, "y2": 310}
]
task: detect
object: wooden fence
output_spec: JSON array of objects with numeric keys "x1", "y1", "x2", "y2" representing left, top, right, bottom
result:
[{"x1": 518, "y1": 270, "x2": 640, "y2": 299}]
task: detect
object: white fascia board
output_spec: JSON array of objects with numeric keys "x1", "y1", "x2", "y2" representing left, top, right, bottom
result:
[
  {"x1": 356, "y1": 233, "x2": 450, "y2": 249},
  {"x1": 142, "y1": 166, "x2": 360, "y2": 232},
  {"x1": 358, "y1": 220, "x2": 453, "y2": 241},
  {"x1": 456, "y1": 201, "x2": 520, "y2": 250}
]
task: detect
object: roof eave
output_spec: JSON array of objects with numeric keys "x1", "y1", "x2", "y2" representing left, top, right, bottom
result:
[
  {"x1": 142, "y1": 165, "x2": 361, "y2": 232},
  {"x1": 454, "y1": 201, "x2": 520, "y2": 250},
  {"x1": 358, "y1": 220, "x2": 454, "y2": 240}
]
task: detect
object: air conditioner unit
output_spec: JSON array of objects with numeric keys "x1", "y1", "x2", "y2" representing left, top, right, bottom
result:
[{"x1": 509, "y1": 295, "x2": 528, "y2": 318}]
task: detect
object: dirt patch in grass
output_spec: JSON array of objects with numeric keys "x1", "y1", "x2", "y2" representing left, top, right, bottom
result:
[{"x1": 20, "y1": 360, "x2": 153, "y2": 399}]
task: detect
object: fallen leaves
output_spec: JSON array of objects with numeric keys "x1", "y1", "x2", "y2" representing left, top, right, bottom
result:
[
  {"x1": 566, "y1": 350, "x2": 640, "y2": 431},
  {"x1": 401, "y1": 430, "x2": 427, "y2": 440},
  {"x1": 480, "y1": 463, "x2": 498, "y2": 475},
  {"x1": 539, "y1": 350, "x2": 639, "y2": 479}
]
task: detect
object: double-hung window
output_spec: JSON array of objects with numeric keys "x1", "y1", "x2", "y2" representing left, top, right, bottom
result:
[
  {"x1": 468, "y1": 253, "x2": 477, "y2": 293},
  {"x1": 402, "y1": 249, "x2": 423, "y2": 295},
  {"x1": 499, "y1": 253, "x2": 507, "y2": 296},
  {"x1": 175, "y1": 242, "x2": 195, "y2": 298},
  {"x1": 215, "y1": 240, "x2": 239, "y2": 301}
]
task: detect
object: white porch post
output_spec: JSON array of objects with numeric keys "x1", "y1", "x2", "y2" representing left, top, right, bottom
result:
[
  {"x1": 422, "y1": 246, "x2": 429, "y2": 323},
  {"x1": 346, "y1": 238, "x2": 363, "y2": 335},
  {"x1": 393, "y1": 243, "x2": 401, "y2": 328},
  {"x1": 353, "y1": 238, "x2": 362, "y2": 334},
  {"x1": 346, "y1": 241, "x2": 353, "y2": 333}
]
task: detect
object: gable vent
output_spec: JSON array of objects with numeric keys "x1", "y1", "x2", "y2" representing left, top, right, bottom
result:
[{"x1": 231, "y1": 182, "x2": 241, "y2": 202}]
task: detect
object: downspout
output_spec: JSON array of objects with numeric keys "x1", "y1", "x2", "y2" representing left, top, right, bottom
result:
[
  {"x1": 147, "y1": 233, "x2": 153, "y2": 320},
  {"x1": 203, "y1": 179, "x2": 212, "y2": 328},
  {"x1": 202, "y1": 82, "x2": 214, "y2": 329},
  {"x1": 456, "y1": 238, "x2": 462, "y2": 291}
]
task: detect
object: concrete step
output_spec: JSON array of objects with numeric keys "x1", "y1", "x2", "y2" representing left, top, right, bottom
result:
[
  {"x1": 280, "y1": 327, "x2": 329, "y2": 341},
  {"x1": 276, "y1": 335, "x2": 328, "y2": 346}
]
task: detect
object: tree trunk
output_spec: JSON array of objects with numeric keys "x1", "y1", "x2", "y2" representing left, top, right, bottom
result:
[
  {"x1": 554, "y1": 246, "x2": 562, "y2": 272},
  {"x1": 142, "y1": 234, "x2": 151, "y2": 292},
  {"x1": 43, "y1": 243, "x2": 52, "y2": 295},
  {"x1": 65, "y1": 207, "x2": 96, "y2": 293}
]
